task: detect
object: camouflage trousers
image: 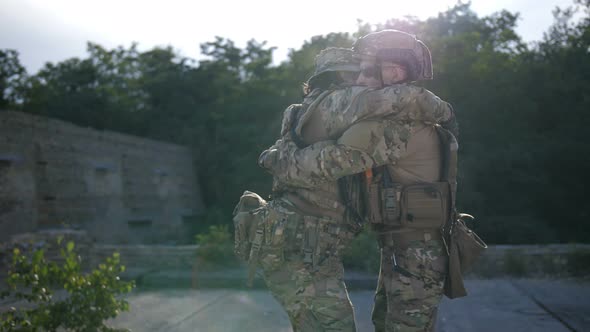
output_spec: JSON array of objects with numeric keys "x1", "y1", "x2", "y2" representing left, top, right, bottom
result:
[
  {"x1": 371, "y1": 230, "x2": 447, "y2": 332},
  {"x1": 259, "y1": 199, "x2": 357, "y2": 332}
]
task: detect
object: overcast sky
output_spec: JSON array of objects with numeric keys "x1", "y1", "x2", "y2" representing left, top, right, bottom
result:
[{"x1": 0, "y1": 0, "x2": 579, "y2": 74}]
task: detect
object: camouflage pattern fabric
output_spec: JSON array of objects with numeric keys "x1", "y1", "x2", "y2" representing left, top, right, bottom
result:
[
  {"x1": 254, "y1": 198, "x2": 357, "y2": 332},
  {"x1": 261, "y1": 119, "x2": 413, "y2": 189},
  {"x1": 307, "y1": 47, "x2": 359, "y2": 84},
  {"x1": 294, "y1": 84, "x2": 452, "y2": 142},
  {"x1": 264, "y1": 254, "x2": 356, "y2": 332},
  {"x1": 372, "y1": 233, "x2": 447, "y2": 332}
]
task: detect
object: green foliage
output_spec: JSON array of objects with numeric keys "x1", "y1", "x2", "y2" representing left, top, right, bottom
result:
[
  {"x1": 503, "y1": 250, "x2": 527, "y2": 277},
  {"x1": 0, "y1": 49, "x2": 27, "y2": 109},
  {"x1": 342, "y1": 227, "x2": 380, "y2": 273},
  {"x1": 194, "y1": 225, "x2": 237, "y2": 267},
  {"x1": 567, "y1": 249, "x2": 590, "y2": 277},
  {"x1": 0, "y1": 240, "x2": 135, "y2": 332}
]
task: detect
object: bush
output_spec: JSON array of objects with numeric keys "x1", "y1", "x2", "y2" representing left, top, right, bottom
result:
[
  {"x1": 567, "y1": 249, "x2": 590, "y2": 277},
  {"x1": 194, "y1": 225, "x2": 237, "y2": 267},
  {"x1": 0, "y1": 239, "x2": 134, "y2": 332},
  {"x1": 342, "y1": 227, "x2": 381, "y2": 273},
  {"x1": 503, "y1": 250, "x2": 527, "y2": 277}
]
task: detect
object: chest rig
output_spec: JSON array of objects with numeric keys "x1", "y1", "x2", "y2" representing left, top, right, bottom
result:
[{"x1": 341, "y1": 125, "x2": 458, "y2": 232}]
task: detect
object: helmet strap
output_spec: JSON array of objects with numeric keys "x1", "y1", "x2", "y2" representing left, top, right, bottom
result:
[{"x1": 376, "y1": 62, "x2": 384, "y2": 87}]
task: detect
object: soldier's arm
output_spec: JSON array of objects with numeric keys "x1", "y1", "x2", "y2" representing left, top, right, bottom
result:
[
  {"x1": 440, "y1": 104, "x2": 459, "y2": 138},
  {"x1": 280, "y1": 104, "x2": 302, "y2": 137},
  {"x1": 259, "y1": 120, "x2": 412, "y2": 188},
  {"x1": 353, "y1": 84, "x2": 453, "y2": 123},
  {"x1": 321, "y1": 85, "x2": 454, "y2": 139},
  {"x1": 261, "y1": 103, "x2": 303, "y2": 157}
]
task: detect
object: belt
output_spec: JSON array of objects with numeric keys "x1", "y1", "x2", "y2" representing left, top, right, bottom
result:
[
  {"x1": 284, "y1": 192, "x2": 345, "y2": 220},
  {"x1": 376, "y1": 229, "x2": 444, "y2": 247}
]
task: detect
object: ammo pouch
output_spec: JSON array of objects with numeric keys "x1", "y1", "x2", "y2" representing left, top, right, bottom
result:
[{"x1": 443, "y1": 216, "x2": 487, "y2": 299}]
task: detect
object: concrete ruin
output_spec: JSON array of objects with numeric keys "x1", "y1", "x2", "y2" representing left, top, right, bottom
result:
[{"x1": 0, "y1": 111, "x2": 204, "y2": 244}]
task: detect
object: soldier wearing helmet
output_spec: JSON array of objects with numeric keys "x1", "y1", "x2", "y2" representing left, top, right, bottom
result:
[
  {"x1": 304, "y1": 47, "x2": 361, "y2": 93},
  {"x1": 354, "y1": 29, "x2": 433, "y2": 84},
  {"x1": 353, "y1": 30, "x2": 452, "y2": 332},
  {"x1": 258, "y1": 30, "x2": 458, "y2": 331},
  {"x1": 280, "y1": 47, "x2": 361, "y2": 143},
  {"x1": 236, "y1": 47, "x2": 361, "y2": 332}
]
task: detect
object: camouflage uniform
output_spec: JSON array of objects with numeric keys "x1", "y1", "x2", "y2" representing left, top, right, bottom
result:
[
  {"x1": 253, "y1": 197, "x2": 358, "y2": 332},
  {"x1": 236, "y1": 48, "x2": 361, "y2": 332},
  {"x1": 260, "y1": 31, "x2": 454, "y2": 332}
]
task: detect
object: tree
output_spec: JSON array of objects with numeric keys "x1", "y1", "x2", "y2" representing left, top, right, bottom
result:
[{"x1": 0, "y1": 49, "x2": 27, "y2": 109}]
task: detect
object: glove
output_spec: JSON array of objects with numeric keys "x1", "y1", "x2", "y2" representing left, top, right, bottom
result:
[{"x1": 258, "y1": 147, "x2": 279, "y2": 170}]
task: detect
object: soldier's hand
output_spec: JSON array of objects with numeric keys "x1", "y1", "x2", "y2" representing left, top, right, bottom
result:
[
  {"x1": 258, "y1": 148, "x2": 278, "y2": 170},
  {"x1": 258, "y1": 139, "x2": 297, "y2": 173}
]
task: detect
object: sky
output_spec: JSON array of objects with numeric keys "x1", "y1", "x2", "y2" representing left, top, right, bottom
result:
[{"x1": 0, "y1": 0, "x2": 579, "y2": 74}]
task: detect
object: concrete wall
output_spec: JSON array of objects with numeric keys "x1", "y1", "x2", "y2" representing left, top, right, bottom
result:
[
  {"x1": 0, "y1": 111, "x2": 204, "y2": 244},
  {"x1": 93, "y1": 243, "x2": 590, "y2": 280}
]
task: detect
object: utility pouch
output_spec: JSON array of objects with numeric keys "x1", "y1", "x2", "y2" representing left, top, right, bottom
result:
[
  {"x1": 444, "y1": 216, "x2": 487, "y2": 299},
  {"x1": 234, "y1": 192, "x2": 291, "y2": 287},
  {"x1": 401, "y1": 182, "x2": 449, "y2": 229},
  {"x1": 365, "y1": 167, "x2": 403, "y2": 226},
  {"x1": 232, "y1": 191, "x2": 268, "y2": 262},
  {"x1": 257, "y1": 207, "x2": 286, "y2": 274},
  {"x1": 381, "y1": 183, "x2": 402, "y2": 226},
  {"x1": 300, "y1": 215, "x2": 350, "y2": 270},
  {"x1": 302, "y1": 216, "x2": 320, "y2": 270}
]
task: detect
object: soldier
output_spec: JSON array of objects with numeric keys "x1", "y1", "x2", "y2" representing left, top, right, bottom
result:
[
  {"x1": 260, "y1": 30, "x2": 456, "y2": 331},
  {"x1": 236, "y1": 48, "x2": 362, "y2": 332}
]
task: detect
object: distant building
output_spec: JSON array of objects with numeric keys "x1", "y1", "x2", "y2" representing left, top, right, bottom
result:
[{"x1": 0, "y1": 111, "x2": 204, "y2": 244}]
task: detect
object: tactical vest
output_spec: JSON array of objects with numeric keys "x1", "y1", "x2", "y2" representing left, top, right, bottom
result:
[{"x1": 345, "y1": 125, "x2": 458, "y2": 231}]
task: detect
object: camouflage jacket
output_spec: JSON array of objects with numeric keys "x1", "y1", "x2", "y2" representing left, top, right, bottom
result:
[{"x1": 261, "y1": 85, "x2": 456, "y2": 190}]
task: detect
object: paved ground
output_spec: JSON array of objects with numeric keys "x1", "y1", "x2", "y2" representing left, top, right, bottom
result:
[{"x1": 108, "y1": 278, "x2": 590, "y2": 332}]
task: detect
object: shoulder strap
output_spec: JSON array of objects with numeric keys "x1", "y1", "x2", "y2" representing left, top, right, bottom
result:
[
  {"x1": 435, "y1": 125, "x2": 459, "y2": 245},
  {"x1": 435, "y1": 125, "x2": 458, "y2": 205},
  {"x1": 293, "y1": 90, "x2": 332, "y2": 137},
  {"x1": 289, "y1": 105, "x2": 307, "y2": 148}
]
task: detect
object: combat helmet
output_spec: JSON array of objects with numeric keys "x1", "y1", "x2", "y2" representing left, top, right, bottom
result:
[
  {"x1": 353, "y1": 29, "x2": 433, "y2": 81},
  {"x1": 306, "y1": 47, "x2": 360, "y2": 85}
]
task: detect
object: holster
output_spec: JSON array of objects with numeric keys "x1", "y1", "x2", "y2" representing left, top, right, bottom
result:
[{"x1": 443, "y1": 216, "x2": 487, "y2": 299}]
